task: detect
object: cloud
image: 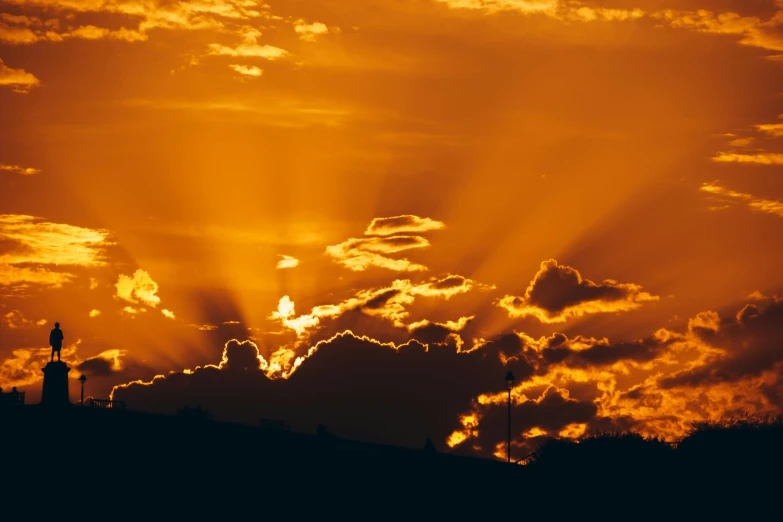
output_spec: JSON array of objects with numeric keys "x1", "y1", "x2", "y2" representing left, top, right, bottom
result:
[
  {"x1": 75, "y1": 349, "x2": 126, "y2": 377},
  {"x1": 700, "y1": 182, "x2": 783, "y2": 218},
  {"x1": 112, "y1": 331, "x2": 516, "y2": 450},
  {"x1": 276, "y1": 255, "x2": 299, "y2": 269},
  {"x1": 111, "y1": 288, "x2": 783, "y2": 460},
  {"x1": 0, "y1": 58, "x2": 40, "y2": 93},
  {"x1": 0, "y1": 164, "x2": 41, "y2": 175},
  {"x1": 190, "y1": 323, "x2": 218, "y2": 331},
  {"x1": 729, "y1": 137, "x2": 754, "y2": 147},
  {"x1": 496, "y1": 259, "x2": 659, "y2": 323},
  {"x1": 208, "y1": 29, "x2": 289, "y2": 59},
  {"x1": 228, "y1": 64, "x2": 263, "y2": 77},
  {"x1": 89, "y1": 309, "x2": 101, "y2": 318},
  {"x1": 64, "y1": 25, "x2": 147, "y2": 42},
  {"x1": 115, "y1": 269, "x2": 162, "y2": 308},
  {"x1": 0, "y1": 266, "x2": 74, "y2": 289},
  {"x1": 293, "y1": 20, "x2": 331, "y2": 42},
  {"x1": 756, "y1": 120, "x2": 783, "y2": 137},
  {"x1": 207, "y1": 43, "x2": 287, "y2": 59},
  {"x1": 3, "y1": 310, "x2": 47, "y2": 329},
  {"x1": 0, "y1": 214, "x2": 111, "y2": 289},
  {"x1": 269, "y1": 274, "x2": 483, "y2": 346},
  {"x1": 435, "y1": 1, "x2": 783, "y2": 53},
  {"x1": 407, "y1": 316, "x2": 474, "y2": 345},
  {"x1": 162, "y1": 309, "x2": 176, "y2": 319},
  {"x1": 434, "y1": 0, "x2": 560, "y2": 16},
  {"x1": 364, "y1": 215, "x2": 445, "y2": 236},
  {"x1": 0, "y1": 0, "x2": 270, "y2": 41},
  {"x1": 712, "y1": 152, "x2": 783, "y2": 165},
  {"x1": 0, "y1": 341, "x2": 80, "y2": 389},
  {"x1": 654, "y1": 8, "x2": 783, "y2": 52},
  {"x1": 326, "y1": 236, "x2": 431, "y2": 272},
  {"x1": 659, "y1": 297, "x2": 783, "y2": 389}
]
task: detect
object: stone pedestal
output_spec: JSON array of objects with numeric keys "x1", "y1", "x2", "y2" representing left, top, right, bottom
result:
[{"x1": 41, "y1": 361, "x2": 71, "y2": 408}]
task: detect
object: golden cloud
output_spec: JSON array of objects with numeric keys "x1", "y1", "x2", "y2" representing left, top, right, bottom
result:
[
  {"x1": 700, "y1": 182, "x2": 783, "y2": 218},
  {"x1": 728, "y1": 137, "x2": 754, "y2": 147},
  {"x1": 293, "y1": 19, "x2": 331, "y2": 42},
  {"x1": 0, "y1": 164, "x2": 41, "y2": 175},
  {"x1": 654, "y1": 8, "x2": 783, "y2": 52},
  {"x1": 276, "y1": 255, "x2": 299, "y2": 269},
  {"x1": 756, "y1": 120, "x2": 783, "y2": 137},
  {"x1": 497, "y1": 259, "x2": 658, "y2": 323},
  {"x1": 0, "y1": 58, "x2": 40, "y2": 93},
  {"x1": 189, "y1": 323, "x2": 218, "y2": 331},
  {"x1": 270, "y1": 274, "x2": 484, "y2": 343},
  {"x1": 712, "y1": 152, "x2": 783, "y2": 165},
  {"x1": 3, "y1": 310, "x2": 47, "y2": 329},
  {"x1": 0, "y1": 341, "x2": 80, "y2": 390},
  {"x1": 115, "y1": 269, "x2": 162, "y2": 307},
  {"x1": 326, "y1": 236, "x2": 431, "y2": 272},
  {"x1": 228, "y1": 63, "x2": 263, "y2": 77},
  {"x1": 89, "y1": 309, "x2": 101, "y2": 318},
  {"x1": 207, "y1": 29, "x2": 289, "y2": 59},
  {"x1": 76, "y1": 348, "x2": 127, "y2": 376},
  {"x1": 364, "y1": 215, "x2": 446, "y2": 236},
  {"x1": 0, "y1": 214, "x2": 112, "y2": 289}
]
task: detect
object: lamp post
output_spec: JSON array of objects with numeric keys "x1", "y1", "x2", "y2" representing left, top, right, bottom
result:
[
  {"x1": 78, "y1": 374, "x2": 86, "y2": 406},
  {"x1": 505, "y1": 370, "x2": 516, "y2": 463}
]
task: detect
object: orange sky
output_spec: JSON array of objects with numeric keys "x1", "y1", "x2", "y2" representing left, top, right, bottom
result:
[{"x1": 1, "y1": 0, "x2": 782, "y2": 458}]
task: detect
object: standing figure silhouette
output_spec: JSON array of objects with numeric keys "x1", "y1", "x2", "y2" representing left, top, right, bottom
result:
[{"x1": 49, "y1": 322, "x2": 64, "y2": 362}]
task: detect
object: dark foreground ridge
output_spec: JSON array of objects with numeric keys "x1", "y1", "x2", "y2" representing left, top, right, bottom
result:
[{"x1": 1, "y1": 404, "x2": 781, "y2": 517}]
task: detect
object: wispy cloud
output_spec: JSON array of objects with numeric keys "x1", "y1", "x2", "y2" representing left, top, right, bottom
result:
[
  {"x1": 326, "y1": 236, "x2": 431, "y2": 272},
  {"x1": 208, "y1": 29, "x2": 288, "y2": 59},
  {"x1": 0, "y1": 164, "x2": 41, "y2": 175},
  {"x1": 712, "y1": 152, "x2": 783, "y2": 166},
  {"x1": 0, "y1": 58, "x2": 40, "y2": 93},
  {"x1": 229, "y1": 64, "x2": 262, "y2": 77},
  {"x1": 365, "y1": 215, "x2": 445, "y2": 236},
  {"x1": 701, "y1": 182, "x2": 783, "y2": 218},
  {"x1": 293, "y1": 19, "x2": 333, "y2": 42},
  {"x1": 0, "y1": 214, "x2": 111, "y2": 289}
]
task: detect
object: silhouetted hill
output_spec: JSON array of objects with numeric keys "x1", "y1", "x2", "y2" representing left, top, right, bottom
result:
[{"x1": 2, "y1": 407, "x2": 780, "y2": 517}]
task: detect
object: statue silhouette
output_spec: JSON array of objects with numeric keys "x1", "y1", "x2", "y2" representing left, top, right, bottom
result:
[{"x1": 49, "y1": 322, "x2": 64, "y2": 362}]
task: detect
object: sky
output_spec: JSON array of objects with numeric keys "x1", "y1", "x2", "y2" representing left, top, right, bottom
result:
[{"x1": 1, "y1": 0, "x2": 782, "y2": 459}]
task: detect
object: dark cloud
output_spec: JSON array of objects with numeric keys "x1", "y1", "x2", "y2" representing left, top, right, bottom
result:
[
  {"x1": 76, "y1": 356, "x2": 115, "y2": 377},
  {"x1": 660, "y1": 297, "x2": 783, "y2": 390},
  {"x1": 543, "y1": 336, "x2": 673, "y2": 368},
  {"x1": 75, "y1": 349, "x2": 125, "y2": 377},
  {"x1": 497, "y1": 259, "x2": 658, "y2": 323},
  {"x1": 113, "y1": 331, "x2": 533, "y2": 454}
]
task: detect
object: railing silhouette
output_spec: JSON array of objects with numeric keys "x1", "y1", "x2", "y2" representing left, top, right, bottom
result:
[{"x1": 87, "y1": 398, "x2": 126, "y2": 410}]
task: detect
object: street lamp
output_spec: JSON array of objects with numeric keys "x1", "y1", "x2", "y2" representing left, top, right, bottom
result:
[
  {"x1": 505, "y1": 370, "x2": 515, "y2": 463},
  {"x1": 78, "y1": 374, "x2": 87, "y2": 406}
]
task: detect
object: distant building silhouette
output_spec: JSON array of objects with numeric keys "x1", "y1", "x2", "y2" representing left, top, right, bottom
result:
[
  {"x1": 260, "y1": 418, "x2": 291, "y2": 432},
  {"x1": 177, "y1": 404, "x2": 213, "y2": 421}
]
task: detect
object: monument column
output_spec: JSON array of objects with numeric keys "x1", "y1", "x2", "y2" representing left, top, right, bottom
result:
[{"x1": 41, "y1": 361, "x2": 71, "y2": 408}]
